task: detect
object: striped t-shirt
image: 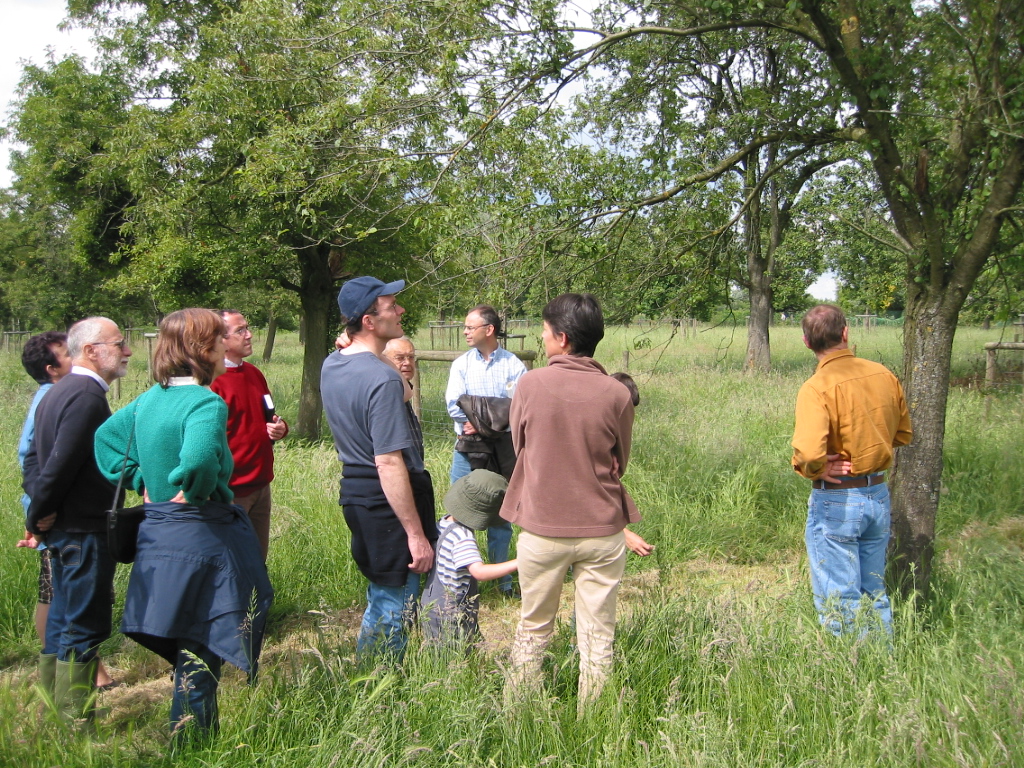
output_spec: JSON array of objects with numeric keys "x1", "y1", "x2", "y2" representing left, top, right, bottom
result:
[{"x1": 434, "y1": 516, "x2": 483, "y2": 599}]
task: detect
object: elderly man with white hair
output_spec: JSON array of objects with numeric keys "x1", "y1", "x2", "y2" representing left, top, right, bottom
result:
[{"x1": 23, "y1": 316, "x2": 132, "y2": 728}]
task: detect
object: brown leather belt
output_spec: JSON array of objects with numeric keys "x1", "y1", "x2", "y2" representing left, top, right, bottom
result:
[{"x1": 812, "y1": 473, "x2": 885, "y2": 490}]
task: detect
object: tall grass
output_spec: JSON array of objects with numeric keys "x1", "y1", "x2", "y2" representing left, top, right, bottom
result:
[{"x1": 0, "y1": 322, "x2": 1022, "y2": 766}]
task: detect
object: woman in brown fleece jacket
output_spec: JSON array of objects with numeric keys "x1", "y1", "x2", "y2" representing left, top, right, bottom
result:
[{"x1": 501, "y1": 293, "x2": 640, "y2": 711}]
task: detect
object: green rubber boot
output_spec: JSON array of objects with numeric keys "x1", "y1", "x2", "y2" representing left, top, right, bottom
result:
[
  {"x1": 37, "y1": 653, "x2": 57, "y2": 704},
  {"x1": 54, "y1": 658, "x2": 98, "y2": 732}
]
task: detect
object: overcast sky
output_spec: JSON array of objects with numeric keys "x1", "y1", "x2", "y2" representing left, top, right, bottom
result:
[
  {"x1": 0, "y1": 1, "x2": 836, "y2": 299},
  {"x1": 1, "y1": 0, "x2": 94, "y2": 188}
]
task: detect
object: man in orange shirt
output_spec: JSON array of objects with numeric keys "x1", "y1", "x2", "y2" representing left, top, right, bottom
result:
[{"x1": 791, "y1": 305, "x2": 912, "y2": 636}]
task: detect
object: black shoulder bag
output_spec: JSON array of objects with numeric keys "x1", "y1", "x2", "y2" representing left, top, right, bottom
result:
[{"x1": 106, "y1": 410, "x2": 146, "y2": 564}]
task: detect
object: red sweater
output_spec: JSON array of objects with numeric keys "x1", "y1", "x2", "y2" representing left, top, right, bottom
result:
[
  {"x1": 499, "y1": 354, "x2": 640, "y2": 537},
  {"x1": 211, "y1": 362, "x2": 281, "y2": 496}
]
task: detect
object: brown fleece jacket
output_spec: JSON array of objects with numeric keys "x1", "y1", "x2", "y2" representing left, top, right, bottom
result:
[{"x1": 499, "y1": 354, "x2": 640, "y2": 537}]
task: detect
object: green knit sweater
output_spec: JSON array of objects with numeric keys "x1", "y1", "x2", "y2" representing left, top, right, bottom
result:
[{"x1": 95, "y1": 383, "x2": 234, "y2": 504}]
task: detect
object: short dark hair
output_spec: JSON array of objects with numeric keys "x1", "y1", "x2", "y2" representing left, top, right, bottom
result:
[
  {"x1": 468, "y1": 305, "x2": 503, "y2": 338},
  {"x1": 217, "y1": 309, "x2": 244, "y2": 320},
  {"x1": 22, "y1": 331, "x2": 67, "y2": 384},
  {"x1": 610, "y1": 372, "x2": 640, "y2": 406},
  {"x1": 542, "y1": 293, "x2": 604, "y2": 358},
  {"x1": 801, "y1": 304, "x2": 847, "y2": 353},
  {"x1": 152, "y1": 308, "x2": 225, "y2": 386},
  {"x1": 342, "y1": 296, "x2": 381, "y2": 336}
]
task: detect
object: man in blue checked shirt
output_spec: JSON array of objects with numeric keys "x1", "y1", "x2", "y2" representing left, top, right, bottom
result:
[{"x1": 445, "y1": 305, "x2": 526, "y2": 597}]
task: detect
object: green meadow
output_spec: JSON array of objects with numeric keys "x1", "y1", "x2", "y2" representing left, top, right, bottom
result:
[{"x1": 1, "y1": 322, "x2": 1022, "y2": 767}]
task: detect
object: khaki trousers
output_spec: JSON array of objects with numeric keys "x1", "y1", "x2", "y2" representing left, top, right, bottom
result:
[
  {"x1": 508, "y1": 530, "x2": 626, "y2": 707},
  {"x1": 234, "y1": 484, "x2": 272, "y2": 562}
]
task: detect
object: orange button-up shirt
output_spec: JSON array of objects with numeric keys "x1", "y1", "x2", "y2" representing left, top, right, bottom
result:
[{"x1": 791, "y1": 349, "x2": 912, "y2": 480}]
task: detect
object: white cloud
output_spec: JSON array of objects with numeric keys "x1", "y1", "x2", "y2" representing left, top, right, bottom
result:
[{"x1": 808, "y1": 270, "x2": 837, "y2": 301}]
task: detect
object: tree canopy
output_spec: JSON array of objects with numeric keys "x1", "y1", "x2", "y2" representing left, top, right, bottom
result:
[{"x1": 4, "y1": 0, "x2": 1023, "y2": 593}]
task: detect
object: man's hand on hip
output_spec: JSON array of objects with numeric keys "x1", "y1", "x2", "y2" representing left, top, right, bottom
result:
[{"x1": 819, "y1": 454, "x2": 853, "y2": 484}]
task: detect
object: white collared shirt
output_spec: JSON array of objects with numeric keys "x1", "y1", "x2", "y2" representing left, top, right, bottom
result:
[
  {"x1": 444, "y1": 346, "x2": 527, "y2": 434},
  {"x1": 71, "y1": 365, "x2": 109, "y2": 392}
]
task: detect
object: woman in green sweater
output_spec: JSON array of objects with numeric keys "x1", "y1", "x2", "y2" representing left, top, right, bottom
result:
[{"x1": 95, "y1": 308, "x2": 273, "y2": 746}]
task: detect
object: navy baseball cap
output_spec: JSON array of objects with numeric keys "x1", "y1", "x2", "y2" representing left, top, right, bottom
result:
[{"x1": 337, "y1": 276, "x2": 406, "y2": 320}]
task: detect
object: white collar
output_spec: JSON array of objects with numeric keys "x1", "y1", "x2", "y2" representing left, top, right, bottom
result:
[
  {"x1": 224, "y1": 358, "x2": 242, "y2": 369},
  {"x1": 70, "y1": 366, "x2": 109, "y2": 392},
  {"x1": 166, "y1": 376, "x2": 207, "y2": 388},
  {"x1": 472, "y1": 345, "x2": 499, "y2": 363}
]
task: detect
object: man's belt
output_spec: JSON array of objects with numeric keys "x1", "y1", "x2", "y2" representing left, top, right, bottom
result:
[{"x1": 812, "y1": 473, "x2": 885, "y2": 490}]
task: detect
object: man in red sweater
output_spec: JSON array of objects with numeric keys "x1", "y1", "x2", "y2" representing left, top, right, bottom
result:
[{"x1": 212, "y1": 311, "x2": 288, "y2": 561}]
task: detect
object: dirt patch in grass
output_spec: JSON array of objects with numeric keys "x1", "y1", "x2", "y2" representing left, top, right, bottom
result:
[
  {"x1": 944, "y1": 515, "x2": 1024, "y2": 559},
  {"x1": 0, "y1": 555, "x2": 809, "y2": 731}
]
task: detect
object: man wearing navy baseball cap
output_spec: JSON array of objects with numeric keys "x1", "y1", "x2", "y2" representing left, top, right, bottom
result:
[{"x1": 321, "y1": 276, "x2": 437, "y2": 658}]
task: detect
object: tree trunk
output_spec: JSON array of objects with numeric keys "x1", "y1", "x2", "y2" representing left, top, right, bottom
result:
[
  {"x1": 746, "y1": 255, "x2": 772, "y2": 372},
  {"x1": 889, "y1": 293, "x2": 957, "y2": 601},
  {"x1": 293, "y1": 243, "x2": 338, "y2": 441},
  {"x1": 261, "y1": 313, "x2": 278, "y2": 363},
  {"x1": 744, "y1": 162, "x2": 772, "y2": 373}
]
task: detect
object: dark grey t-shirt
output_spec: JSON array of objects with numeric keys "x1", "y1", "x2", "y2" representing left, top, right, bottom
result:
[{"x1": 321, "y1": 350, "x2": 423, "y2": 472}]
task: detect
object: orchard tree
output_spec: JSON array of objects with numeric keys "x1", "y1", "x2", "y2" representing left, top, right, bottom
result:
[
  {"x1": 526, "y1": 17, "x2": 845, "y2": 369},
  {"x1": 480, "y1": 0, "x2": 1024, "y2": 594},
  {"x1": 42, "y1": 0, "x2": 492, "y2": 438},
  {"x1": 793, "y1": 162, "x2": 905, "y2": 314}
]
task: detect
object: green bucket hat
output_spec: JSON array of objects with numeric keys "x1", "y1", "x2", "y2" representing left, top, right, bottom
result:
[{"x1": 444, "y1": 469, "x2": 508, "y2": 531}]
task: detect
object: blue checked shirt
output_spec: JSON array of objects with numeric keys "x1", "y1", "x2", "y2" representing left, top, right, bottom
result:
[{"x1": 445, "y1": 347, "x2": 527, "y2": 435}]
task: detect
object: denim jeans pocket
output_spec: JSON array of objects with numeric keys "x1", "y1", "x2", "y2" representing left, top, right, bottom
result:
[
  {"x1": 821, "y1": 498, "x2": 866, "y2": 543},
  {"x1": 58, "y1": 542, "x2": 83, "y2": 567}
]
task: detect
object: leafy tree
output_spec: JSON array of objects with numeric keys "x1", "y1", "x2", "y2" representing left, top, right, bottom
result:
[
  {"x1": 40, "y1": 0, "x2": 491, "y2": 438},
  {"x1": 4, "y1": 56, "x2": 156, "y2": 328},
  {"x1": 478, "y1": 0, "x2": 1024, "y2": 594},
  {"x1": 532, "y1": 15, "x2": 846, "y2": 369},
  {"x1": 795, "y1": 162, "x2": 905, "y2": 314},
  {"x1": 794, "y1": 0, "x2": 1024, "y2": 594}
]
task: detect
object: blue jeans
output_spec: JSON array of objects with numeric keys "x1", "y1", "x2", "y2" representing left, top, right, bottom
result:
[
  {"x1": 171, "y1": 640, "x2": 222, "y2": 742},
  {"x1": 805, "y1": 481, "x2": 892, "y2": 636},
  {"x1": 449, "y1": 448, "x2": 472, "y2": 484},
  {"x1": 44, "y1": 531, "x2": 116, "y2": 662},
  {"x1": 451, "y1": 448, "x2": 515, "y2": 593},
  {"x1": 357, "y1": 572, "x2": 421, "y2": 658}
]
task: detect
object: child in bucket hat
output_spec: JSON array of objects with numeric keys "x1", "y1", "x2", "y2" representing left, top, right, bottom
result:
[{"x1": 421, "y1": 469, "x2": 518, "y2": 645}]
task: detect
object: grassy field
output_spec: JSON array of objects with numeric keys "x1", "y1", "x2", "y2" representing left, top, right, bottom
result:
[{"x1": 1, "y1": 322, "x2": 1022, "y2": 767}]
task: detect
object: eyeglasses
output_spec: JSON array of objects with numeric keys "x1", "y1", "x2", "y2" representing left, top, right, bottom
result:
[
  {"x1": 92, "y1": 339, "x2": 130, "y2": 350},
  {"x1": 225, "y1": 325, "x2": 251, "y2": 337},
  {"x1": 463, "y1": 324, "x2": 492, "y2": 332}
]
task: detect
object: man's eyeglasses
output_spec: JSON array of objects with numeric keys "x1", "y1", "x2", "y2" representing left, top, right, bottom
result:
[
  {"x1": 225, "y1": 326, "x2": 251, "y2": 337},
  {"x1": 463, "y1": 324, "x2": 492, "y2": 332},
  {"x1": 92, "y1": 339, "x2": 130, "y2": 350}
]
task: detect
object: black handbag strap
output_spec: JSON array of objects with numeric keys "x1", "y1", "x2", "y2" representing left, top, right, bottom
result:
[{"x1": 110, "y1": 406, "x2": 138, "y2": 508}]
